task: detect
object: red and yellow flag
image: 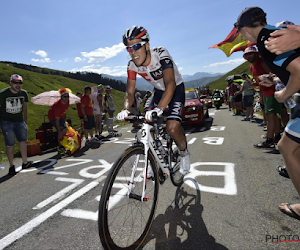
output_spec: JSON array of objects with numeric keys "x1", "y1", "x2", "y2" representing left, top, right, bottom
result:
[{"x1": 209, "y1": 27, "x2": 256, "y2": 57}]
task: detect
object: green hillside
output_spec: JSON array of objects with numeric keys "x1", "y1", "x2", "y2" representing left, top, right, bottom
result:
[
  {"x1": 208, "y1": 61, "x2": 252, "y2": 90},
  {"x1": 0, "y1": 63, "x2": 126, "y2": 163}
]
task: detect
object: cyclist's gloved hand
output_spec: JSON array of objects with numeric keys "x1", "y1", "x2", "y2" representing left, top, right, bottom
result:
[
  {"x1": 145, "y1": 108, "x2": 163, "y2": 121},
  {"x1": 117, "y1": 109, "x2": 130, "y2": 121}
]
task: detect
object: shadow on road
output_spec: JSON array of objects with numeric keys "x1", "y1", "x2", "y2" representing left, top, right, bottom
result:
[{"x1": 141, "y1": 178, "x2": 228, "y2": 250}]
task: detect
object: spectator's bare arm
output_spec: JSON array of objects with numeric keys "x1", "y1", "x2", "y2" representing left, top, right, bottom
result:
[{"x1": 265, "y1": 25, "x2": 300, "y2": 55}]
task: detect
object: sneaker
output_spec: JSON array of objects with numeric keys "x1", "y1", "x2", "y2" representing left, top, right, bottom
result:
[
  {"x1": 180, "y1": 150, "x2": 190, "y2": 175},
  {"x1": 274, "y1": 135, "x2": 282, "y2": 143},
  {"x1": 276, "y1": 165, "x2": 289, "y2": 178},
  {"x1": 253, "y1": 140, "x2": 275, "y2": 148},
  {"x1": 241, "y1": 117, "x2": 250, "y2": 121},
  {"x1": 8, "y1": 165, "x2": 16, "y2": 176},
  {"x1": 109, "y1": 132, "x2": 122, "y2": 137},
  {"x1": 91, "y1": 137, "x2": 100, "y2": 142},
  {"x1": 249, "y1": 115, "x2": 255, "y2": 119},
  {"x1": 22, "y1": 161, "x2": 33, "y2": 169},
  {"x1": 258, "y1": 122, "x2": 266, "y2": 127},
  {"x1": 263, "y1": 126, "x2": 267, "y2": 131},
  {"x1": 85, "y1": 139, "x2": 91, "y2": 146},
  {"x1": 261, "y1": 133, "x2": 267, "y2": 139}
]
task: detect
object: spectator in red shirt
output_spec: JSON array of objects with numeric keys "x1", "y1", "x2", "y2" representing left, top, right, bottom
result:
[
  {"x1": 80, "y1": 86, "x2": 99, "y2": 145},
  {"x1": 48, "y1": 88, "x2": 70, "y2": 145},
  {"x1": 243, "y1": 47, "x2": 282, "y2": 148}
]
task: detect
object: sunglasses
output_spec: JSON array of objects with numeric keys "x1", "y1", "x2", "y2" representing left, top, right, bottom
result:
[
  {"x1": 63, "y1": 95, "x2": 69, "y2": 98},
  {"x1": 13, "y1": 81, "x2": 23, "y2": 85},
  {"x1": 126, "y1": 42, "x2": 146, "y2": 53}
]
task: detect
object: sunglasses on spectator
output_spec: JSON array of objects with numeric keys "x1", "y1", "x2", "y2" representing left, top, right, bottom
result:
[
  {"x1": 62, "y1": 95, "x2": 69, "y2": 98},
  {"x1": 12, "y1": 81, "x2": 23, "y2": 85},
  {"x1": 126, "y1": 42, "x2": 146, "y2": 53}
]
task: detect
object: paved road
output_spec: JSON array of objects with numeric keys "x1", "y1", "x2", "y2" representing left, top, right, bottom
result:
[{"x1": 1, "y1": 107, "x2": 299, "y2": 250}]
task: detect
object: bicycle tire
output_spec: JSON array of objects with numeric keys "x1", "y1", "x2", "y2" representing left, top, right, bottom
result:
[
  {"x1": 169, "y1": 140, "x2": 184, "y2": 186},
  {"x1": 98, "y1": 145, "x2": 159, "y2": 250}
]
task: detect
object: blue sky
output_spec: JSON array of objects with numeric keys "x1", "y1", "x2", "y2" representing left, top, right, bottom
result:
[{"x1": 1, "y1": 0, "x2": 299, "y2": 78}]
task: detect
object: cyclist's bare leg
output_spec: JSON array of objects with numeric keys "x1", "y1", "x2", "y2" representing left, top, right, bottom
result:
[{"x1": 166, "y1": 120, "x2": 187, "y2": 150}]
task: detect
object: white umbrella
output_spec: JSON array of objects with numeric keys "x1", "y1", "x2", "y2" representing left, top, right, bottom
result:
[{"x1": 31, "y1": 91, "x2": 80, "y2": 106}]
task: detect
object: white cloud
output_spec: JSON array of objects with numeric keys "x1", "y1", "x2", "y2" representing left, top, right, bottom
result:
[
  {"x1": 81, "y1": 43, "x2": 125, "y2": 63},
  {"x1": 70, "y1": 64, "x2": 127, "y2": 77},
  {"x1": 204, "y1": 58, "x2": 246, "y2": 68},
  {"x1": 75, "y1": 57, "x2": 82, "y2": 62},
  {"x1": 31, "y1": 50, "x2": 48, "y2": 58},
  {"x1": 31, "y1": 58, "x2": 51, "y2": 63}
]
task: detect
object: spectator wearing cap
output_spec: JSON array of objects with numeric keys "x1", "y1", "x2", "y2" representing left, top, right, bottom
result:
[
  {"x1": 81, "y1": 86, "x2": 99, "y2": 145},
  {"x1": 103, "y1": 85, "x2": 115, "y2": 118},
  {"x1": 48, "y1": 88, "x2": 71, "y2": 150},
  {"x1": 0, "y1": 74, "x2": 33, "y2": 176},
  {"x1": 235, "y1": 6, "x2": 300, "y2": 221},
  {"x1": 92, "y1": 84, "x2": 105, "y2": 139},
  {"x1": 76, "y1": 92, "x2": 84, "y2": 134}
]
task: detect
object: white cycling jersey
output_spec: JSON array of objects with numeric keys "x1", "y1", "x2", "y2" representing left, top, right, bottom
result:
[{"x1": 127, "y1": 46, "x2": 184, "y2": 91}]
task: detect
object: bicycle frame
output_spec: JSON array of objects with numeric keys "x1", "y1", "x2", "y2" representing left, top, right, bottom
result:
[{"x1": 127, "y1": 121, "x2": 170, "y2": 202}]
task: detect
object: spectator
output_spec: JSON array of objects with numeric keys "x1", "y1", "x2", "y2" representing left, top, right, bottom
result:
[
  {"x1": 92, "y1": 84, "x2": 105, "y2": 139},
  {"x1": 240, "y1": 73, "x2": 254, "y2": 121},
  {"x1": 48, "y1": 88, "x2": 71, "y2": 152},
  {"x1": 235, "y1": 6, "x2": 300, "y2": 220},
  {"x1": 103, "y1": 85, "x2": 115, "y2": 118},
  {"x1": 76, "y1": 92, "x2": 84, "y2": 135},
  {"x1": 130, "y1": 92, "x2": 142, "y2": 115},
  {"x1": 242, "y1": 46, "x2": 282, "y2": 148},
  {"x1": 81, "y1": 86, "x2": 99, "y2": 145},
  {"x1": 142, "y1": 90, "x2": 152, "y2": 107},
  {"x1": 0, "y1": 74, "x2": 33, "y2": 176},
  {"x1": 101, "y1": 85, "x2": 121, "y2": 137},
  {"x1": 227, "y1": 80, "x2": 235, "y2": 113}
]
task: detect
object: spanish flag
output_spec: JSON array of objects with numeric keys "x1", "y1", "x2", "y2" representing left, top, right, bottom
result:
[{"x1": 209, "y1": 27, "x2": 256, "y2": 57}]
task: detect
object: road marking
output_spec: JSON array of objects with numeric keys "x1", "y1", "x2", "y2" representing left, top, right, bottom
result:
[
  {"x1": 210, "y1": 126, "x2": 226, "y2": 131},
  {"x1": 185, "y1": 162, "x2": 237, "y2": 195},
  {"x1": 0, "y1": 176, "x2": 105, "y2": 250},
  {"x1": 33, "y1": 178, "x2": 84, "y2": 210},
  {"x1": 45, "y1": 171, "x2": 69, "y2": 175},
  {"x1": 78, "y1": 159, "x2": 112, "y2": 178},
  {"x1": 188, "y1": 138, "x2": 197, "y2": 144},
  {"x1": 61, "y1": 209, "x2": 98, "y2": 221},
  {"x1": 202, "y1": 137, "x2": 224, "y2": 145}
]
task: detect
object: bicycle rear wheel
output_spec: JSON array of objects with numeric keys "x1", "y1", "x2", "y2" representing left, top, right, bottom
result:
[
  {"x1": 98, "y1": 145, "x2": 159, "y2": 250},
  {"x1": 170, "y1": 140, "x2": 184, "y2": 186}
]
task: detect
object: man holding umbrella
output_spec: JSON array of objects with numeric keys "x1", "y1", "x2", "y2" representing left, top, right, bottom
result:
[{"x1": 48, "y1": 88, "x2": 70, "y2": 149}]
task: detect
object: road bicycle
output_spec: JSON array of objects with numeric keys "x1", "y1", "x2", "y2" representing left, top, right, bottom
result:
[{"x1": 98, "y1": 112, "x2": 184, "y2": 250}]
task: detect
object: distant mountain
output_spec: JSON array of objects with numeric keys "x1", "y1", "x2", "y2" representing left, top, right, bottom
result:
[
  {"x1": 183, "y1": 72, "x2": 224, "y2": 82},
  {"x1": 184, "y1": 75, "x2": 223, "y2": 89},
  {"x1": 102, "y1": 72, "x2": 224, "y2": 91}
]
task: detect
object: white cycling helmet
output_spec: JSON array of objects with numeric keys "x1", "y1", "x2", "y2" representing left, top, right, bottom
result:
[{"x1": 275, "y1": 20, "x2": 295, "y2": 28}]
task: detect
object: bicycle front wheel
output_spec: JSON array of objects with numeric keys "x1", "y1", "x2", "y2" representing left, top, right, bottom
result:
[{"x1": 98, "y1": 145, "x2": 159, "y2": 250}]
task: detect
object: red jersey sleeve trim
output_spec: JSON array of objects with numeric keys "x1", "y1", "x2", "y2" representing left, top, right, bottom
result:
[{"x1": 127, "y1": 70, "x2": 137, "y2": 80}]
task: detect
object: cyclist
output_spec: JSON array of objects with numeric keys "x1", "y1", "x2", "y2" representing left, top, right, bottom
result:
[{"x1": 117, "y1": 25, "x2": 190, "y2": 176}]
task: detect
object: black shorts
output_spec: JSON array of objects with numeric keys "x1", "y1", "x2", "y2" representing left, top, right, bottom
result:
[
  {"x1": 234, "y1": 94, "x2": 242, "y2": 102},
  {"x1": 144, "y1": 83, "x2": 185, "y2": 122}
]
